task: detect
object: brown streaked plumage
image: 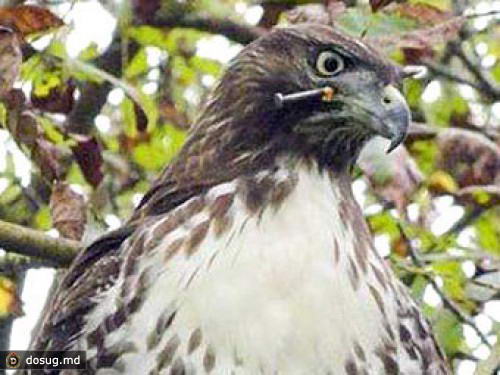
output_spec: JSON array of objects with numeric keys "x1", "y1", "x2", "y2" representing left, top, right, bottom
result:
[{"x1": 31, "y1": 24, "x2": 450, "y2": 374}]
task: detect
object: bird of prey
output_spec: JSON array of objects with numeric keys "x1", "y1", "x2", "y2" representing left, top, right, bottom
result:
[{"x1": 32, "y1": 24, "x2": 450, "y2": 374}]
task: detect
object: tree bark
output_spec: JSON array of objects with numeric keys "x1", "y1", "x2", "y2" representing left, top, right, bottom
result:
[{"x1": 0, "y1": 220, "x2": 80, "y2": 266}]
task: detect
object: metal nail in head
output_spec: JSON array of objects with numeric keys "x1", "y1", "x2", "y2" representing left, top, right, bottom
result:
[
  {"x1": 274, "y1": 87, "x2": 335, "y2": 109},
  {"x1": 401, "y1": 65, "x2": 427, "y2": 79}
]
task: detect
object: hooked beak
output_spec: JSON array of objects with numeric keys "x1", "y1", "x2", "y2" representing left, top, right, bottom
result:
[
  {"x1": 273, "y1": 84, "x2": 410, "y2": 153},
  {"x1": 372, "y1": 85, "x2": 410, "y2": 153}
]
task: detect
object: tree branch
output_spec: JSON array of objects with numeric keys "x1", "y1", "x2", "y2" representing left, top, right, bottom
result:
[
  {"x1": 450, "y1": 42, "x2": 500, "y2": 101},
  {"x1": 64, "y1": 36, "x2": 139, "y2": 134},
  {"x1": 423, "y1": 60, "x2": 486, "y2": 93},
  {"x1": 0, "y1": 220, "x2": 80, "y2": 266},
  {"x1": 0, "y1": 252, "x2": 55, "y2": 271},
  {"x1": 146, "y1": 14, "x2": 265, "y2": 45},
  {"x1": 62, "y1": 11, "x2": 264, "y2": 135}
]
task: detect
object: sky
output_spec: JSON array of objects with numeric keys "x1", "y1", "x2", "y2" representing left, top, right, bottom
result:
[{"x1": 2, "y1": 1, "x2": 500, "y2": 374}]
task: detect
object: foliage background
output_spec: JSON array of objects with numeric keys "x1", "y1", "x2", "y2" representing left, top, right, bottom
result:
[{"x1": 0, "y1": 0, "x2": 499, "y2": 374}]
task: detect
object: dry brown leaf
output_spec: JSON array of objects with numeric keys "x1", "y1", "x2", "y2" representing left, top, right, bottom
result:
[
  {"x1": 32, "y1": 137, "x2": 66, "y2": 182},
  {"x1": 370, "y1": 0, "x2": 398, "y2": 12},
  {"x1": 370, "y1": 16, "x2": 465, "y2": 55},
  {"x1": 259, "y1": 2, "x2": 293, "y2": 29},
  {"x1": 15, "y1": 113, "x2": 42, "y2": 148},
  {"x1": 134, "y1": 101, "x2": 148, "y2": 133},
  {"x1": 0, "y1": 5, "x2": 63, "y2": 36},
  {"x1": 391, "y1": 3, "x2": 452, "y2": 25},
  {"x1": 50, "y1": 181, "x2": 86, "y2": 240},
  {"x1": 437, "y1": 128, "x2": 500, "y2": 188},
  {"x1": 160, "y1": 98, "x2": 189, "y2": 130},
  {"x1": 0, "y1": 25, "x2": 21, "y2": 97},
  {"x1": 359, "y1": 138, "x2": 423, "y2": 213},
  {"x1": 31, "y1": 79, "x2": 75, "y2": 114},
  {"x1": 132, "y1": 0, "x2": 161, "y2": 23},
  {"x1": 71, "y1": 134, "x2": 104, "y2": 188},
  {"x1": 286, "y1": 3, "x2": 346, "y2": 26},
  {"x1": 393, "y1": 3, "x2": 452, "y2": 25}
]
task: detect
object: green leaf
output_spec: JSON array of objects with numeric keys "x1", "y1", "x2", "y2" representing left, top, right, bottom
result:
[
  {"x1": 409, "y1": 140, "x2": 438, "y2": 176},
  {"x1": 0, "y1": 184, "x2": 21, "y2": 206},
  {"x1": 125, "y1": 48, "x2": 148, "y2": 79},
  {"x1": 432, "y1": 261, "x2": 469, "y2": 307},
  {"x1": 34, "y1": 206, "x2": 52, "y2": 230},
  {"x1": 38, "y1": 117, "x2": 65, "y2": 144},
  {"x1": 165, "y1": 28, "x2": 204, "y2": 55},
  {"x1": 368, "y1": 211, "x2": 400, "y2": 239},
  {"x1": 410, "y1": 274, "x2": 430, "y2": 301},
  {"x1": 336, "y1": 8, "x2": 417, "y2": 38},
  {"x1": 78, "y1": 42, "x2": 99, "y2": 61},
  {"x1": 46, "y1": 41, "x2": 67, "y2": 59},
  {"x1": 132, "y1": 124, "x2": 186, "y2": 171},
  {"x1": 475, "y1": 210, "x2": 500, "y2": 255},
  {"x1": 127, "y1": 26, "x2": 170, "y2": 49},
  {"x1": 33, "y1": 72, "x2": 61, "y2": 97},
  {"x1": 121, "y1": 97, "x2": 138, "y2": 137},
  {"x1": 0, "y1": 102, "x2": 7, "y2": 127},
  {"x1": 423, "y1": 84, "x2": 469, "y2": 127},
  {"x1": 404, "y1": 79, "x2": 424, "y2": 108},
  {"x1": 189, "y1": 56, "x2": 222, "y2": 77},
  {"x1": 172, "y1": 56, "x2": 196, "y2": 85},
  {"x1": 432, "y1": 309, "x2": 467, "y2": 356}
]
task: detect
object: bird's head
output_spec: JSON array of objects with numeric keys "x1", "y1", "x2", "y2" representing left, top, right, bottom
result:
[
  {"x1": 135, "y1": 25, "x2": 413, "y2": 217},
  {"x1": 186, "y1": 24, "x2": 411, "y2": 176}
]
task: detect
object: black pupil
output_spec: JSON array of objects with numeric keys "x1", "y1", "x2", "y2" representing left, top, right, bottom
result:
[{"x1": 324, "y1": 56, "x2": 339, "y2": 73}]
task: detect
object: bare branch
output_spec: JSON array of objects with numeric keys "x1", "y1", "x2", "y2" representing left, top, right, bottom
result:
[
  {"x1": 64, "y1": 36, "x2": 139, "y2": 134},
  {"x1": 0, "y1": 252, "x2": 55, "y2": 271},
  {"x1": 146, "y1": 14, "x2": 265, "y2": 45},
  {"x1": 450, "y1": 42, "x2": 500, "y2": 101},
  {"x1": 406, "y1": 122, "x2": 438, "y2": 143},
  {"x1": 423, "y1": 60, "x2": 485, "y2": 93},
  {"x1": 0, "y1": 219, "x2": 80, "y2": 266}
]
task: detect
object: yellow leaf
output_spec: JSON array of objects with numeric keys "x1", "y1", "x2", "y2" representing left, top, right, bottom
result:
[
  {"x1": 0, "y1": 276, "x2": 23, "y2": 318},
  {"x1": 428, "y1": 170, "x2": 458, "y2": 194}
]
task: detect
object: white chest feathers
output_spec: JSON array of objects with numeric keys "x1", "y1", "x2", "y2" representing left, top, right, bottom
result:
[{"x1": 83, "y1": 166, "x2": 425, "y2": 375}]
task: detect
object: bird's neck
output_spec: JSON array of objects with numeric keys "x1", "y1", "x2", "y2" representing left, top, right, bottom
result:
[{"x1": 234, "y1": 158, "x2": 360, "y2": 224}]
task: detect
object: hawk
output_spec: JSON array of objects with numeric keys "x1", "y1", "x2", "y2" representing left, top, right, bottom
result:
[{"x1": 32, "y1": 24, "x2": 450, "y2": 374}]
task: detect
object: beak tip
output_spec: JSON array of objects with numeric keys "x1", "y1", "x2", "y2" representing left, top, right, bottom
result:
[{"x1": 386, "y1": 133, "x2": 406, "y2": 154}]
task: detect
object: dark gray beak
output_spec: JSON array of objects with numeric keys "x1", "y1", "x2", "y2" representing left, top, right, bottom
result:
[{"x1": 376, "y1": 85, "x2": 410, "y2": 153}]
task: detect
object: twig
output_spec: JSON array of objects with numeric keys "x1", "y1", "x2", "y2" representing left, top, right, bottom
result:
[
  {"x1": 466, "y1": 10, "x2": 500, "y2": 19},
  {"x1": 397, "y1": 223, "x2": 493, "y2": 349},
  {"x1": 471, "y1": 280, "x2": 500, "y2": 293},
  {"x1": 0, "y1": 219, "x2": 80, "y2": 266},
  {"x1": 405, "y1": 122, "x2": 438, "y2": 143},
  {"x1": 423, "y1": 61, "x2": 485, "y2": 92},
  {"x1": 0, "y1": 252, "x2": 56, "y2": 272},
  {"x1": 447, "y1": 206, "x2": 485, "y2": 236},
  {"x1": 475, "y1": 334, "x2": 500, "y2": 375},
  {"x1": 450, "y1": 42, "x2": 500, "y2": 101}
]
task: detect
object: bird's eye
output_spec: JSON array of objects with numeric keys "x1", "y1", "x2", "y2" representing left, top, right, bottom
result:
[
  {"x1": 0, "y1": 26, "x2": 13, "y2": 35},
  {"x1": 316, "y1": 51, "x2": 344, "y2": 76}
]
